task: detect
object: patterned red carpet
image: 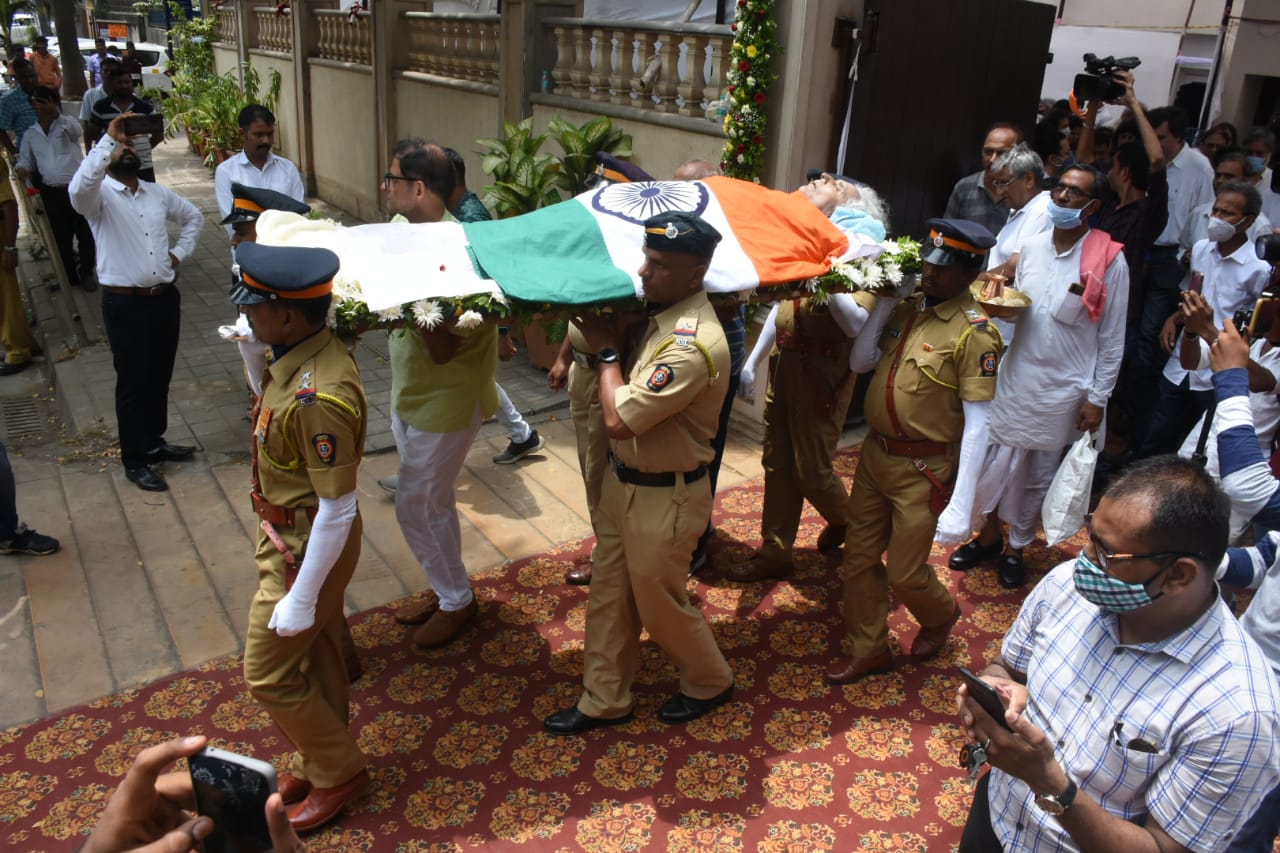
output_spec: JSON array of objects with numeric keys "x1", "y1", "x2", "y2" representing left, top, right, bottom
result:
[{"x1": 1, "y1": 448, "x2": 1085, "y2": 851}]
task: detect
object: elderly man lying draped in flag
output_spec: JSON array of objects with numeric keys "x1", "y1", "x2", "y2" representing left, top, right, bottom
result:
[{"x1": 254, "y1": 176, "x2": 887, "y2": 315}]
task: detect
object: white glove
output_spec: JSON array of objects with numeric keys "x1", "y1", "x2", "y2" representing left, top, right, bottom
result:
[
  {"x1": 738, "y1": 364, "x2": 756, "y2": 401},
  {"x1": 268, "y1": 588, "x2": 317, "y2": 637},
  {"x1": 934, "y1": 504, "x2": 973, "y2": 545}
]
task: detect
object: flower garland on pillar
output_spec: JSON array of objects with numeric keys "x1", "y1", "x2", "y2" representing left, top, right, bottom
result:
[{"x1": 720, "y1": 0, "x2": 779, "y2": 182}]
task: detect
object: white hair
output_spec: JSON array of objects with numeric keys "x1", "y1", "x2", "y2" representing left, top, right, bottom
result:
[{"x1": 836, "y1": 184, "x2": 889, "y2": 227}]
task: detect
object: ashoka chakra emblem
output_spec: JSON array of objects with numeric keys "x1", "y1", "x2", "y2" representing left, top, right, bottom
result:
[{"x1": 591, "y1": 181, "x2": 709, "y2": 225}]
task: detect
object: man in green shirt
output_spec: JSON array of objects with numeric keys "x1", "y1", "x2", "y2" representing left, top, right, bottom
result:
[{"x1": 383, "y1": 139, "x2": 498, "y2": 646}]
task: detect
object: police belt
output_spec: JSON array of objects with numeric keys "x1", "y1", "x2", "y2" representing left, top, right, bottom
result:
[
  {"x1": 871, "y1": 432, "x2": 954, "y2": 457},
  {"x1": 251, "y1": 490, "x2": 318, "y2": 528},
  {"x1": 608, "y1": 450, "x2": 707, "y2": 487},
  {"x1": 572, "y1": 349, "x2": 598, "y2": 369},
  {"x1": 775, "y1": 329, "x2": 842, "y2": 359}
]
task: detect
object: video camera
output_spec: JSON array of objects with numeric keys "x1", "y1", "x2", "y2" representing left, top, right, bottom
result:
[
  {"x1": 1258, "y1": 233, "x2": 1280, "y2": 264},
  {"x1": 1234, "y1": 294, "x2": 1280, "y2": 340},
  {"x1": 1073, "y1": 54, "x2": 1142, "y2": 102}
]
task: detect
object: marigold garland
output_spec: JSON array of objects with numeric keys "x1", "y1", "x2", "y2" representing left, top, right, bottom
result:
[{"x1": 720, "y1": 0, "x2": 780, "y2": 182}]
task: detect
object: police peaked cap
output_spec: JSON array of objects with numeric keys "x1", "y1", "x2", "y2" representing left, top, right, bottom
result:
[
  {"x1": 229, "y1": 243, "x2": 338, "y2": 305},
  {"x1": 920, "y1": 218, "x2": 997, "y2": 268},
  {"x1": 221, "y1": 182, "x2": 311, "y2": 225}
]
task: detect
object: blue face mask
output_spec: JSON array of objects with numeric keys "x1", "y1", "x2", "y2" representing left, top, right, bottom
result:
[
  {"x1": 1048, "y1": 199, "x2": 1087, "y2": 229},
  {"x1": 1072, "y1": 552, "x2": 1168, "y2": 613},
  {"x1": 1247, "y1": 155, "x2": 1268, "y2": 175}
]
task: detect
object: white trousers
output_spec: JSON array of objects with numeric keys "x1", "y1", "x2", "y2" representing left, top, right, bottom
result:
[
  {"x1": 496, "y1": 384, "x2": 531, "y2": 444},
  {"x1": 392, "y1": 406, "x2": 482, "y2": 611},
  {"x1": 973, "y1": 443, "x2": 1064, "y2": 550}
]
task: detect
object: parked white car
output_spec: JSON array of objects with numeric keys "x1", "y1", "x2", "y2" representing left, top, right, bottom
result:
[{"x1": 51, "y1": 37, "x2": 173, "y2": 93}]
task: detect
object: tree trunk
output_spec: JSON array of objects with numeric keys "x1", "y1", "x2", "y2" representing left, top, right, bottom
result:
[{"x1": 50, "y1": 0, "x2": 83, "y2": 98}]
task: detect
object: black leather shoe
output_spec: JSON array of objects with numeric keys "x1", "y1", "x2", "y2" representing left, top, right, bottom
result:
[
  {"x1": 146, "y1": 442, "x2": 196, "y2": 462},
  {"x1": 948, "y1": 537, "x2": 1003, "y2": 571},
  {"x1": 658, "y1": 685, "x2": 734, "y2": 724},
  {"x1": 125, "y1": 465, "x2": 168, "y2": 492},
  {"x1": 543, "y1": 706, "x2": 632, "y2": 736},
  {"x1": 998, "y1": 553, "x2": 1026, "y2": 588},
  {"x1": 0, "y1": 361, "x2": 30, "y2": 376}
]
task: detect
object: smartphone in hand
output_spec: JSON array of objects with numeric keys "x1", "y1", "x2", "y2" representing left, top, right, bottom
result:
[
  {"x1": 958, "y1": 666, "x2": 1014, "y2": 731},
  {"x1": 189, "y1": 745, "x2": 278, "y2": 853}
]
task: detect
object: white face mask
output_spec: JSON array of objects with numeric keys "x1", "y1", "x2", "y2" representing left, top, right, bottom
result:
[{"x1": 1206, "y1": 215, "x2": 1244, "y2": 243}]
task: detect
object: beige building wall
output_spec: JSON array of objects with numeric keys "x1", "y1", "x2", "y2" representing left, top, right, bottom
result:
[
  {"x1": 1218, "y1": 0, "x2": 1280, "y2": 129},
  {"x1": 248, "y1": 53, "x2": 301, "y2": 166},
  {"x1": 212, "y1": 44, "x2": 239, "y2": 79},
  {"x1": 529, "y1": 104, "x2": 724, "y2": 183},
  {"x1": 310, "y1": 63, "x2": 380, "y2": 221},
  {"x1": 394, "y1": 78, "x2": 500, "y2": 197},
  {"x1": 1052, "y1": 0, "x2": 1220, "y2": 30}
]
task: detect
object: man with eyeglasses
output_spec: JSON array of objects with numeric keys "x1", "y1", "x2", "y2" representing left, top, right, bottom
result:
[
  {"x1": 951, "y1": 165, "x2": 1128, "y2": 588},
  {"x1": 957, "y1": 454, "x2": 1280, "y2": 853},
  {"x1": 380, "y1": 138, "x2": 497, "y2": 649},
  {"x1": 980, "y1": 143, "x2": 1053, "y2": 346},
  {"x1": 944, "y1": 123, "x2": 1022, "y2": 236}
]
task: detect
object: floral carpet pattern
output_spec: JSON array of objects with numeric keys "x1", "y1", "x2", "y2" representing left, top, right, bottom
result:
[{"x1": 1, "y1": 449, "x2": 1085, "y2": 851}]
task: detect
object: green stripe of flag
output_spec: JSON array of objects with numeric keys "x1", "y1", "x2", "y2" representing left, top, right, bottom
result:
[{"x1": 463, "y1": 201, "x2": 636, "y2": 304}]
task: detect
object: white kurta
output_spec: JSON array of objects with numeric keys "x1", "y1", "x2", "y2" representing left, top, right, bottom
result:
[{"x1": 988, "y1": 229, "x2": 1129, "y2": 450}]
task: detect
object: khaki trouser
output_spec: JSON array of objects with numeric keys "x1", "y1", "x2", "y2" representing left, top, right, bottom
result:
[
  {"x1": 839, "y1": 440, "x2": 957, "y2": 657},
  {"x1": 759, "y1": 352, "x2": 853, "y2": 561},
  {"x1": 578, "y1": 472, "x2": 733, "y2": 718},
  {"x1": 568, "y1": 361, "x2": 608, "y2": 532},
  {"x1": 244, "y1": 515, "x2": 366, "y2": 787},
  {"x1": 0, "y1": 268, "x2": 33, "y2": 365}
]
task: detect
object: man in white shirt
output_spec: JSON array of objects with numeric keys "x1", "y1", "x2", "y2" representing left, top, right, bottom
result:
[
  {"x1": 1139, "y1": 181, "x2": 1272, "y2": 457},
  {"x1": 950, "y1": 164, "x2": 1128, "y2": 588},
  {"x1": 70, "y1": 114, "x2": 204, "y2": 493},
  {"x1": 983, "y1": 143, "x2": 1053, "y2": 345},
  {"x1": 16, "y1": 86, "x2": 96, "y2": 291},
  {"x1": 1129, "y1": 106, "x2": 1215, "y2": 446},
  {"x1": 1243, "y1": 127, "x2": 1280, "y2": 226},
  {"x1": 1183, "y1": 149, "x2": 1274, "y2": 249},
  {"x1": 214, "y1": 104, "x2": 304, "y2": 233}
]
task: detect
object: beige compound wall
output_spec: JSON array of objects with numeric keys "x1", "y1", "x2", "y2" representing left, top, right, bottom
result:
[
  {"x1": 247, "y1": 52, "x2": 301, "y2": 167},
  {"x1": 309, "y1": 62, "x2": 380, "y2": 221},
  {"x1": 393, "y1": 77, "x2": 500, "y2": 199},
  {"x1": 530, "y1": 104, "x2": 724, "y2": 183}
]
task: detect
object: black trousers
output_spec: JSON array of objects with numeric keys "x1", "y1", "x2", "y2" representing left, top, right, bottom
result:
[
  {"x1": 101, "y1": 285, "x2": 180, "y2": 468},
  {"x1": 37, "y1": 183, "x2": 95, "y2": 287},
  {"x1": 959, "y1": 771, "x2": 1004, "y2": 852}
]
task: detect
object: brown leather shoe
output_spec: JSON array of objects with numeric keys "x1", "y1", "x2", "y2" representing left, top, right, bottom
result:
[
  {"x1": 565, "y1": 563, "x2": 592, "y2": 585},
  {"x1": 412, "y1": 599, "x2": 479, "y2": 647},
  {"x1": 277, "y1": 772, "x2": 312, "y2": 805},
  {"x1": 286, "y1": 768, "x2": 369, "y2": 832},
  {"x1": 825, "y1": 651, "x2": 893, "y2": 684},
  {"x1": 816, "y1": 523, "x2": 848, "y2": 554},
  {"x1": 394, "y1": 590, "x2": 440, "y2": 625},
  {"x1": 725, "y1": 553, "x2": 794, "y2": 583},
  {"x1": 910, "y1": 603, "x2": 962, "y2": 662}
]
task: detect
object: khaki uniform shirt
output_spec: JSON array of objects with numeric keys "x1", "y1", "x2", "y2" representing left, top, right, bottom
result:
[
  {"x1": 866, "y1": 290, "x2": 1002, "y2": 444},
  {"x1": 612, "y1": 291, "x2": 728, "y2": 473},
  {"x1": 255, "y1": 329, "x2": 366, "y2": 507}
]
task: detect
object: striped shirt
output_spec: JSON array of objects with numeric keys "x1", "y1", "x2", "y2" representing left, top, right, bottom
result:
[{"x1": 988, "y1": 561, "x2": 1280, "y2": 852}]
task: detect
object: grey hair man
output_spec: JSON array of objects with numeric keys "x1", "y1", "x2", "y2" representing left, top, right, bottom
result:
[
  {"x1": 985, "y1": 144, "x2": 1052, "y2": 284},
  {"x1": 1243, "y1": 127, "x2": 1280, "y2": 224}
]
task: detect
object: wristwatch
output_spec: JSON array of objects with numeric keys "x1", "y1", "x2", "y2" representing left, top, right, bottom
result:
[
  {"x1": 597, "y1": 348, "x2": 620, "y2": 364},
  {"x1": 1033, "y1": 779, "x2": 1078, "y2": 816}
]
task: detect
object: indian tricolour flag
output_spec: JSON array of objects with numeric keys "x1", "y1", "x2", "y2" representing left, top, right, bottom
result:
[
  {"x1": 464, "y1": 176, "x2": 850, "y2": 303},
  {"x1": 256, "y1": 176, "x2": 850, "y2": 312}
]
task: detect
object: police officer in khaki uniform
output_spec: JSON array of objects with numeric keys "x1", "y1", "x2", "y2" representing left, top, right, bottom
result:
[
  {"x1": 729, "y1": 290, "x2": 878, "y2": 581},
  {"x1": 233, "y1": 242, "x2": 369, "y2": 832},
  {"x1": 827, "y1": 219, "x2": 1003, "y2": 684},
  {"x1": 544, "y1": 211, "x2": 735, "y2": 734},
  {"x1": 548, "y1": 323, "x2": 609, "y2": 585}
]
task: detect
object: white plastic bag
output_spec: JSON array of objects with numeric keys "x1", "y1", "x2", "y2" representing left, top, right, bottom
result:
[{"x1": 1041, "y1": 433, "x2": 1100, "y2": 546}]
